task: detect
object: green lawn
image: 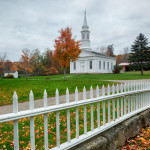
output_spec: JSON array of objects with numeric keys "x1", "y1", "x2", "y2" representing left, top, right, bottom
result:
[
  {"x1": 0, "y1": 71, "x2": 150, "y2": 106},
  {"x1": 0, "y1": 71, "x2": 149, "y2": 149}
]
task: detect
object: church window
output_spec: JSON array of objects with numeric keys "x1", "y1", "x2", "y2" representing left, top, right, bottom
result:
[
  {"x1": 103, "y1": 61, "x2": 105, "y2": 70},
  {"x1": 87, "y1": 33, "x2": 89, "y2": 39},
  {"x1": 82, "y1": 33, "x2": 85, "y2": 39},
  {"x1": 90, "y1": 61, "x2": 92, "y2": 69},
  {"x1": 111, "y1": 63, "x2": 113, "y2": 70},
  {"x1": 74, "y1": 62, "x2": 76, "y2": 70},
  {"x1": 107, "y1": 62, "x2": 109, "y2": 70},
  {"x1": 99, "y1": 61, "x2": 101, "y2": 69}
]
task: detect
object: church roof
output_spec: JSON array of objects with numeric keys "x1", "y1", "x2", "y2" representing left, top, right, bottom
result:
[{"x1": 89, "y1": 51, "x2": 115, "y2": 59}]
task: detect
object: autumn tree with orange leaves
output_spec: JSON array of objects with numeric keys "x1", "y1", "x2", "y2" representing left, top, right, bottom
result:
[
  {"x1": 54, "y1": 27, "x2": 81, "y2": 81},
  {"x1": 21, "y1": 49, "x2": 34, "y2": 80}
]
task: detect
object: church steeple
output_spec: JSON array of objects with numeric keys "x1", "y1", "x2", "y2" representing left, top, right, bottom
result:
[
  {"x1": 83, "y1": 10, "x2": 87, "y2": 26},
  {"x1": 81, "y1": 11, "x2": 91, "y2": 50}
]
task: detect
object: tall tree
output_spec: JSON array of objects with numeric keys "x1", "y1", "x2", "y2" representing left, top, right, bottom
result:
[
  {"x1": 0, "y1": 53, "x2": 6, "y2": 80},
  {"x1": 21, "y1": 49, "x2": 34, "y2": 80},
  {"x1": 54, "y1": 27, "x2": 81, "y2": 80},
  {"x1": 129, "y1": 33, "x2": 150, "y2": 75},
  {"x1": 106, "y1": 44, "x2": 114, "y2": 57}
]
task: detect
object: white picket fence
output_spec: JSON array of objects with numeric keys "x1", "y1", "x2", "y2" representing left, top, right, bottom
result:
[{"x1": 0, "y1": 82, "x2": 150, "y2": 150}]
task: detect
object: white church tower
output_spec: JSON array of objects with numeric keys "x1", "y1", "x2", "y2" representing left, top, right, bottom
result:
[
  {"x1": 81, "y1": 11, "x2": 91, "y2": 51},
  {"x1": 70, "y1": 11, "x2": 116, "y2": 74}
]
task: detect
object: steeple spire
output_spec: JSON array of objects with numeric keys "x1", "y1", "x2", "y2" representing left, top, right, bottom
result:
[
  {"x1": 83, "y1": 10, "x2": 87, "y2": 26},
  {"x1": 81, "y1": 11, "x2": 91, "y2": 49}
]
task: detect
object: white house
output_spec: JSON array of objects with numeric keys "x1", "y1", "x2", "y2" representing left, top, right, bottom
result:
[
  {"x1": 70, "y1": 12, "x2": 116, "y2": 74},
  {"x1": 4, "y1": 71, "x2": 18, "y2": 78}
]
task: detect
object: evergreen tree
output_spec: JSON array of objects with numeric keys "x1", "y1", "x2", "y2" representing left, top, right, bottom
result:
[{"x1": 129, "y1": 33, "x2": 150, "y2": 75}]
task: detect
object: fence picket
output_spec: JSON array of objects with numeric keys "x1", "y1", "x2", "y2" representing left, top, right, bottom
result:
[
  {"x1": 83, "y1": 86, "x2": 87, "y2": 135},
  {"x1": 13, "y1": 91, "x2": 19, "y2": 150},
  {"x1": 56, "y1": 89, "x2": 60, "y2": 147},
  {"x1": 117, "y1": 84, "x2": 119, "y2": 119},
  {"x1": 107, "y1": 84, "x2": 110, "y2": 123},
  {"x1": 121, "y1": 84, "x2": 123, "y2": 117},
  {"x1": 124, "y1": 83, "x2": 127, "y2": 115},
  {"x1": 112, "y1": 84, "x2": 115, "y2": 121},
  {"x1": 75, "y1": 87, "x2": 79, "y2": 139},
  {"x1": 102, "y1": 85, "x2": 106, "y2": 125},
  {"x1": 90, "y1": 86, "x2": 94, "y2": 131},
  {"x1": 29, "y1": 90, "x2": 35, "y2": 150},
  {"x1": 44, "y1": 89, "x2": 48, "y2": 150},
  {"x1": 66, "y1": 88, "x2": 70, "y2": 143},
  {"x1": 96, "y1": 85, "x2": 100, "y2": 128}
]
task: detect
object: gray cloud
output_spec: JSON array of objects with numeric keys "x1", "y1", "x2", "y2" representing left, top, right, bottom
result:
[{"x1": 0, "y1": 0, "x2": 150, "y2": 61}]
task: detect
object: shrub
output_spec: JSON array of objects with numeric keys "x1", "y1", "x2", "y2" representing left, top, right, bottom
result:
[
  {"x1": 113, "y1": 64, "x2": 122, "y2": 74},
  {"x1": 6, "y1": 74, "x2": 14, "y2": 78}
]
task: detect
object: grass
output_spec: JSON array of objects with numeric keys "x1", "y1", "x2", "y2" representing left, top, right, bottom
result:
[
  {"x1": 0, "y1": 98, "x2": 130, "y2": 149},
  {"x1": 0, "y1": 71, "x2": 148, "y2": 149},
  {"x1": 0, "y1": 71, "x2": 150, "y2": 106}
]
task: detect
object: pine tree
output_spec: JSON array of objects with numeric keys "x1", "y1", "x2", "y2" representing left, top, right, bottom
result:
[{"x1": 129, "y1": 33, "x2": 150, "y2": 75}]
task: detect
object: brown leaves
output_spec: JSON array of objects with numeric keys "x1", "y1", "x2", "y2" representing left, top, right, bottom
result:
[{"x1": 122, "y1": 125, "x2": 150, "y2": 149}]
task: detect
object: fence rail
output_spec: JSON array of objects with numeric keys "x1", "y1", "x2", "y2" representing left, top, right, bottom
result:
[{"x1": 0, "y1": 82, "x2": 150, "y2": 150}]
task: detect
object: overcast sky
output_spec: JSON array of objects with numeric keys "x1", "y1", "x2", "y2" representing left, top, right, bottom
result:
[{"x1": 0, "y1": 0, "x2": 150, "y2": 61}]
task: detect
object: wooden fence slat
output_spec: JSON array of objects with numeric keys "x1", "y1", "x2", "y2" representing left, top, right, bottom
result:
[
  {"x1": 13, "y1": 91, "x2": 19, "y2": 150},
  {"x1": 112, "y1": 84, "x2": 115, "y2": 121},
  {"x1": 29, "y1": 90, "x2": 35, "y2": 150},
  {"x1": 90, "y1": 86, "x2": 94, "y2": 131},
  {"x1": 44, "y1": 89, "x2": 48, "y2": 150},
  {"x1": 66, "y1": 88, "x2": 70, "y2": 143},
  {"x1": 117, "y1": 84, "x2": 119, "y2": 119},
  {"x1": 83, "y1": 86, "x2": 87, "y2": 135},
  {"x1": 107, "y1": 84, "x2": 110, "y2": 123},
  {"x1": 56, "y1": 89, "x2": 60, "y2": 147},
  {"x1": 102, "y1": 85, "x2": 106, "y2": 125},
  {"x1": 75, "y1": 87, "x2": 79, "y2": 138},
  {"x1": 96, "y1": 85, "x2": 100, "y2": 128}
]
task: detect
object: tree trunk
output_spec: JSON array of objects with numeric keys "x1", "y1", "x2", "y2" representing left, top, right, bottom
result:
[
  {"x1": 26, "y1": 71, "x2": 28, "y2": 80},
  {"x1": 141, "y1": 67, "x2": 143, "y2": 76},
  {"x1": 1, "y1": 73, "x2": 3, "y2": 80},
  {"x1": 64, "y1": 68, "x2": 66, "y2": 81}
]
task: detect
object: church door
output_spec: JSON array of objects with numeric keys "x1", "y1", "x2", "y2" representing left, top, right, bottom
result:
[{"x1": 80, "y1": 62, "x2": 85, "y2": 72}]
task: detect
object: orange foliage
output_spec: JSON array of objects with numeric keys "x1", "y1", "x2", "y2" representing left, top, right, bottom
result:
[
  {"x1": 21, "y1": 50, "x2": 35, "y2": 73},
  {"x1": 54, "y1": 27, "x2": 81, "y2": 69}
]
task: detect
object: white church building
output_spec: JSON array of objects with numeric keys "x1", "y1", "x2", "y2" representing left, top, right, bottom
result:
[{"x1": 70, "y1": 12, "x2": 116, "y2": 74}]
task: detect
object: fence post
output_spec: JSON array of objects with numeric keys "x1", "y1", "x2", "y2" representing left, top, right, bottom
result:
[
  {"x1": 13, "y1": 91, "x2": 19, "y2": 150},
  {"x1": 56, "y1": 89, "x2": 60, "y2": 147},
  {"x1": 117, "y1": 84, "x2": 119, "y2": 119},
  {"x1": 107, "y1": 84, "x2": 110, "y2": 123},
  {"x1": 90, "y1": 86, "x2": 94, "y2": 131},
  {"x1": 75, "y1": 87, "x2": 79, "y2": 139},
  {"x1": 124, "y1": 83, "x2": 127, "y2": 115},
  {"x1": 66, "y1": 88, "x2": 70, "y2": 143},
  {"x1": 83, "y1": 86, "x2": 87, "y2": 135},
  {"x1": 44, "y1": 89, "x2": 48, "y2": 150},
  {"x1": 96, "y1": 85, "x2": 100, "y2": 128},
  {"x1": 102, "y1": 85, "x2": 106, "y2": 125},
  {"x1": 29, "y1": 90, "x2": 35, "y2": 150},
  {"x1": 121, "y1": 83, "x2": 123, "y2": 117},
  {"x1": 112, "y1": 84, "x2": 115, "y2": 121}
]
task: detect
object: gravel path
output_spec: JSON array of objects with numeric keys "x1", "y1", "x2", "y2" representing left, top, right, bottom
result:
[{"x1": 0, "y1": 79, "x2": 150, "y2": 115}]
